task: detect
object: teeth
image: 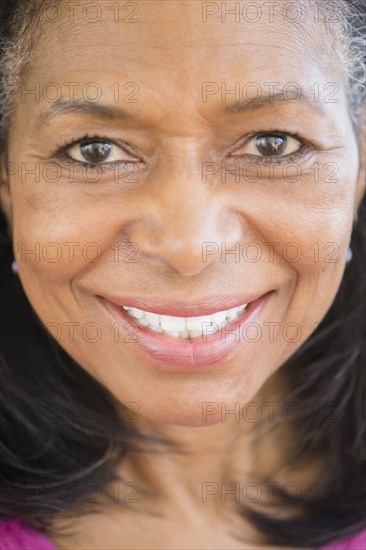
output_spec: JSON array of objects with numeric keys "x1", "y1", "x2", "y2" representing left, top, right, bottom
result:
[
  {"x1": 189, "y1": 330, "x2": 206, "y2": 339},
  {"x1": 211, "y1": 311, "x2": 227, "y2": 324},
  {"x1": 145, "y1": 311, "x2": 161, "y2": 326},
  {"x1": 130, "y1": 307, "x2": 145, "y2": 319},
  {"x1": 164, "y1": 330, "x2": 180, "y2": 337},
  {"x1": 121, "y1": 303, "x2": 248, "y2": 339},
  {"x1": 160, "y1": 315, "x2": 186, "y2": 332},
  {"x1": 186, "y1": 315, "x2": 211, "y2": 331},
  {"x1": 226, "y1": 305, "x2": 246, "y2": 321},
  {"x1": 226, "y1": 306, "x2": 240, "y2": 317},
  {"x1": 149, "y1": 324, "x2": 163, "y2": 333}
]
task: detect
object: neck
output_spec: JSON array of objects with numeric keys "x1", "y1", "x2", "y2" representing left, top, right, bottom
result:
[{"x1": 113, "y1": 373, "x2": 290, "y2": 514}]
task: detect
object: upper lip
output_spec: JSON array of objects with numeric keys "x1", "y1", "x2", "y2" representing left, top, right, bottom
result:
[{"x1": 100, "y1": 291, "x2": 270, "y2": 317}]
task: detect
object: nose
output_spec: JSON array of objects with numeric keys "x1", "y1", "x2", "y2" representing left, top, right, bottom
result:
[{"x1": 128, "y1": 167, "x2": 243, "y2": 277}]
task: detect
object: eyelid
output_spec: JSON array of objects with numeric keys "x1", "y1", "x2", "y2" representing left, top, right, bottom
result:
[{"x1": 228, "y1": 130, "x2": 313, "y2": 157}]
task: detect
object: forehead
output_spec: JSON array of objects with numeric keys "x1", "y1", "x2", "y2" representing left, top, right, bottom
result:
[{"x1": 31, "y1": 0, "x2": 335, "y2": 90}]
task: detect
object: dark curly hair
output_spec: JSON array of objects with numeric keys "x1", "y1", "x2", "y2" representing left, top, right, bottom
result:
[{"x1": 0, "y1": 0, "x2": 365, "y2": 547}]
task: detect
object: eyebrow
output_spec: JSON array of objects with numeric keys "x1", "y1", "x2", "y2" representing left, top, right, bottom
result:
[
  {"x1": 39, "y1": 90, "x2": 326, "y2": 125},
  {"x1": 224, "y1": 92, "x2": 327, "y2": 116},
  {"x1": 40, "y1": 97, "x2": 135, "y2": 123}
]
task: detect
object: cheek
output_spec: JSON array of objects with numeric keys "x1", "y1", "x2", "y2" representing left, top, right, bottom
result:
[
  {"x1": 259, "y1": 154, "x2": 356, "y2": 277},
  {"x1": 277, "y1": 199, "x2": 352, "y2": 311},
  {"x1": 11, "y1": 187, "x2": 117, "y2": 285}
]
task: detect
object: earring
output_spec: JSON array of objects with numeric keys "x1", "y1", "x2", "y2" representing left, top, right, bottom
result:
[
  {"x1": 346, "y1": 247, "x2": 353, "y2": 264},
  {"x1": 11, "y1": 260, "x2": 18, "y2": 274}
]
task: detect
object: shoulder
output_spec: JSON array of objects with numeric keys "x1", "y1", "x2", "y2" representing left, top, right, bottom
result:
[
  {"x1": 320, "y1": 528, "x2": 366, "y2": 550},
  {"x1": 0, "y1": 519, "x2": 57, "y2": 550}
]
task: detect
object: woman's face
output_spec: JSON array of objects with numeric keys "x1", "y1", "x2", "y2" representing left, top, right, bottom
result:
[{"x1": 2, "y1": 0, "x2": 365, "y2": 425}]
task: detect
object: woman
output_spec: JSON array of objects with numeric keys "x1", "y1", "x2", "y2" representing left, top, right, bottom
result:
[{"x1": 0, "y1": 0, "x2": 365, "y2": 548}]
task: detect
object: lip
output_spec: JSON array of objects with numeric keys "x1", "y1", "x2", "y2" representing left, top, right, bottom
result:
[{"x1": 100, "y1": 291, "x2": 273, "y2": 370}]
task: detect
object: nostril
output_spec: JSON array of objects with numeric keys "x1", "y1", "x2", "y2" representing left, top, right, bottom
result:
[
  {"x1": 125, "y1": 196, "x2": 245, "y2": 276},
  {"x1": 127, "y1": 226, "x2": 218, "y2": 276}
]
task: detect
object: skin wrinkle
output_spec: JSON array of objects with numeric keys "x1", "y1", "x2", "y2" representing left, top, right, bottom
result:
[{"x1": 0, "y1": 0, "x2": 365, "y2": 548}]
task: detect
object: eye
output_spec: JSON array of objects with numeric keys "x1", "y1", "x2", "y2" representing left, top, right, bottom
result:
[
  {"x1": 233, "y1": 133, "x2": 303, "y2": 158},
  {"x1": 65, "y1": 140, "x2": 137, "y2": 164}
]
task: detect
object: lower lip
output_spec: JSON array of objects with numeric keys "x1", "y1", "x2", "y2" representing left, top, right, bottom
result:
[{"x1": 102, "y1": 293, "x2": 272, "y2": 370}]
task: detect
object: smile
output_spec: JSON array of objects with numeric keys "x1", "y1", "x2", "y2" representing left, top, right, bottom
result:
[
  {"x1": 101, "y1": 292, "x2": 272, "y2": 369},
  {"x1": 121, "y1": 303, "x2": 248, "y2": 339}
]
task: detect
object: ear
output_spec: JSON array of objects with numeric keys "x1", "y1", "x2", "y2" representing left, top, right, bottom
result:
[{"x1": 0, "y1": 153, "x2": 13, "y2": 230}]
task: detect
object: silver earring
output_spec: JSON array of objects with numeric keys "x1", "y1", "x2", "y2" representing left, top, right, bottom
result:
[
  {"x1": 11, "y1": 260, "x2": 18, "y2": 274},
  {"x1": 346, "y1": 247, "x2": 353, "y2": 264}
]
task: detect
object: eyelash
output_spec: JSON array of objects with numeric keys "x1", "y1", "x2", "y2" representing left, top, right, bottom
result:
[
  {"x1": 229, "y1": 130, "x2": 314, "y2": 165},
  {"x1": 50, "y1": 130, "x2": 314, "y2": 171},
  {"x1": 51, "y1": 134, "x2": 141, "y2": 172}
]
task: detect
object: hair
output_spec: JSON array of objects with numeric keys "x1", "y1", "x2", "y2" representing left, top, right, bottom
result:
[{"x1": 0, "y1": 0, "x2": 365, "y2": 547}]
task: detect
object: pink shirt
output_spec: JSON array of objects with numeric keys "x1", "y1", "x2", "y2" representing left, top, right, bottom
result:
[
  {"x1": 0, "y1": 519, "x2": 365, "y2": 549},
  {"x1": 321, "y1": 529, "x2": 366, "y2": 550}
]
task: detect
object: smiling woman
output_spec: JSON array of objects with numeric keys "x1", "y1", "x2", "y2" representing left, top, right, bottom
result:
[{"x1": 0, "y1": 0, "x2": 365, "y2": 549}]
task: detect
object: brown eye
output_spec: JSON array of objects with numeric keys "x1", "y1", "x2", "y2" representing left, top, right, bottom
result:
[
  {"x1": 80, "y1": 142, "x2": 112, "y2": 163},
  {"x1": 255, "y1": 135, "x2": 287, "y2": 156},
  {"x1": 232, "y1": 133, "x2": 302, "y2": 159},
  {"x1": 65, "y1": 140, "x2": 137, "y2": 165}
]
